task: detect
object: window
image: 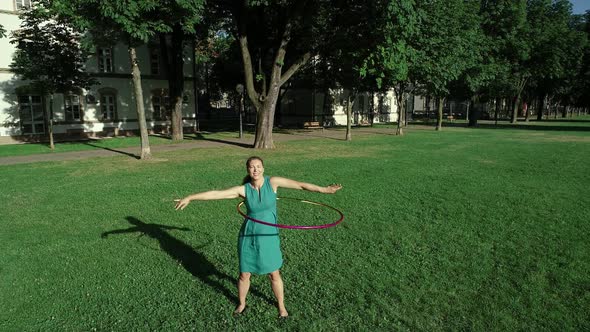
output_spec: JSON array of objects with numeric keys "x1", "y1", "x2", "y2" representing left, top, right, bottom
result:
[
  {"x1": 97, "y1": 47, "x2": 113, "y2": 73},
  {"x1": 64, "y1": 94, "x2": 83, "y2": 122},
  {"x1": 15, "y1": 0, "x2": 33, "y2": 10},
  {"x1": 150, "y1": 47, "x2": 161, "y2": 75},
  {"x1": 100, "y1": 94, "x2": 117, "y2": 120},
  {"x1": 152, "y1": 95, "x2": 170, "y2": 120},
  {"x1": 18, "y1": 95, "x2": 44, "y2": 134}
]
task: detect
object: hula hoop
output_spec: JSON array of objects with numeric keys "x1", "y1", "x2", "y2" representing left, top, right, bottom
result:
[{"x1": 236, "y1": 197, "x2": 344, "y2": 230}]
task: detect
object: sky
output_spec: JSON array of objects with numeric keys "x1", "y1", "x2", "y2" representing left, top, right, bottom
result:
[{"x1": 570, "y1": 0, "x2": 590, "y2": 14}]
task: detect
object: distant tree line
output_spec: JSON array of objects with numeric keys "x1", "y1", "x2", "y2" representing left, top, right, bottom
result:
[{"x1": 9, "y1": 0, "x2": 590, "y2": 152}]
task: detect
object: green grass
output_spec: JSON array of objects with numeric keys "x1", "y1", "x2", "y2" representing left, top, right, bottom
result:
[
  {"x1": 1, "y1": 115, "x2": 588, "y2": 158},
  {"x1": 1, "y1": 126, "x2": 589, "y2": 331},
  {"x1": 0, "y1": 131, "x2": 245, "y2": 157}
]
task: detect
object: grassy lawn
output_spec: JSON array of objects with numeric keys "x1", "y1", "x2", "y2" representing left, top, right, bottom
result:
[
  {"x1": 1, "y1": 125, "x2": 589, "y2": 330},
  {"x1": 1, "y1": 115, "x2": 588, "y2": 158},
  {"x1": 0, "y1": 131, "x2": 245, "y2": 158}
]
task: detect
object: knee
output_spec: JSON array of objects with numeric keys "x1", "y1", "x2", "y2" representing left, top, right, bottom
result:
[
  {"x1": 268, "y1": 270, "x2": 281, "y2": 281},
  {"x1": 239, "y1": 272, "x2": 251, "y2": 282}
]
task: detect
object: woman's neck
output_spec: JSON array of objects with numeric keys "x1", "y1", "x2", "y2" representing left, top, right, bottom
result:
[{"x1": 250, "y1": 177, "x2": 264, "y2": 189}]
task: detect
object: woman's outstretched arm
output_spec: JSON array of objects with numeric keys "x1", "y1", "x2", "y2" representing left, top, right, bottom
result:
[
  {"x1": 174, "y1": 185, "x2": 245, "y2": 210},
  {"x1": 270, "y1": 177, "x2": 342, "y2": 194}
]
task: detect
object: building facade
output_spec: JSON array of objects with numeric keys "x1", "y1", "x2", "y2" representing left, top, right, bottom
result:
[{"x1": 0, "y1": 2, "x2": 199, "y2": 143}]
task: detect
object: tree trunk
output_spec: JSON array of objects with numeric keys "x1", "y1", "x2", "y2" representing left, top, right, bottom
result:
[
  {"x1": 511, "y1": 77, "x2": 525, "y2": 124},
  {"x1": 495, "y1": 98, "x2": 500, "y2": 126},
  {"x1": 404, "y1": 92, "x2": 410, "y2": 126},
  {"x1": 425, "y1": 96, "x2": 431, "y2": 122},
  {"x1": 170, "y1": 25, "x2": 185, "y2": 141},
  {"x1": 237, "y1": 21, "x2": 311, "y2": 149},
  {"x1": 436, "y1": 97, "x2": 443, "y2": 131},
  {"x1": 468, "y1": 97, "x2": 480, "y2": 127},
  {"x1": 253, "y1": 91, "x2": 280, "y2": 149},
  {"x1": 192, "y1": 39, "x2": 200, "y2": 133},
  {"x1": 47, "y1": 94, "x2": 55, "y2": 150},
  {"x1": 511, "y1": 95, "x2": 520, "y2": 124},
  {"x1": 371, "y1": 92, "x2": 376, "y2": 126},
  {"x1": 395, "y1": 90, "x2": 404, "y2": 136},
  {"x1": 345, "y1": 93, "x2": 355, "y2": 141},
  {"x1": 129, "y1": 45, "x2": 152, "y2": 160},
  {"x1": 537, "y1": 93, "x2": 546, "y2": 121}
]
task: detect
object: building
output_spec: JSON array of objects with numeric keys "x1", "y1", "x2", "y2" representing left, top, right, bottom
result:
[
  {"x1": 276, "y1": 88, "x2": 399, "y2": 127},
  {"x1": 0, "y1": 1, "x2": 199, "y2": 144}
]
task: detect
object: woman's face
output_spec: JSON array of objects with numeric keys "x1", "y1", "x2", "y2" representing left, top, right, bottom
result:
[{"x1": 247, "y1": 159, "x2": 264, "y2": 181}]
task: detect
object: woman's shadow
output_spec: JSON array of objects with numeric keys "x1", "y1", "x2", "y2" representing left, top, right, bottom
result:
[{"x1": 101, "y1": 216, "x2": 273, "y2": 306}]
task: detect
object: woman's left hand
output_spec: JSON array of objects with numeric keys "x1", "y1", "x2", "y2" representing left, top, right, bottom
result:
[{"x1": 324, "y1": 184, "x2": 342, "y2": 194}]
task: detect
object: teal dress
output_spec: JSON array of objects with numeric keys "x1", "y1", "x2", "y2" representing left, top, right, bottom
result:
[{"x1": 238, "y1": 176, "x2": 283, "y2": 274}]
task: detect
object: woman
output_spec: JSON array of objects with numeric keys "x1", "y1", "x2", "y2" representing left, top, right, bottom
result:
[{"x1": 174, "y1": 156, "x2": 342, "y2": 318}]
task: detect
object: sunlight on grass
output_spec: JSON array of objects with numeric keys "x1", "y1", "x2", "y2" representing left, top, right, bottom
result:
[{"x1": 0, "y1": 125, "x2": 589, "y2": 330}]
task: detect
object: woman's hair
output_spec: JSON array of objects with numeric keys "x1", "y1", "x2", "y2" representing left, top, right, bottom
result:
[{"x1": 242, "y1": 156, "x2": 264, "y2": 184}]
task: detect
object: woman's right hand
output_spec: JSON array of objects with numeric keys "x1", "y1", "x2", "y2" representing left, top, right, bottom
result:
[{"x1": 174, "y1": 198, "x2": 190, "y2": 210}]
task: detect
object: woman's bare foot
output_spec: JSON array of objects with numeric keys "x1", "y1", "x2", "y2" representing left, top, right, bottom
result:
[
  {"x1": 278, "y1": 308, "x2": 289, "y2": 318},
  {"x1": 233, "y1": 304, "x2": 246, "y2": 316}
]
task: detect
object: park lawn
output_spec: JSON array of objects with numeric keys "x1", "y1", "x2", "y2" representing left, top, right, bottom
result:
[
  {"x1": 0, "y1": 131, "x2": 246, "y2": 158},
  {"x1": 0, "y1": 126, "x2": 589, "y2": 331},
  {"x1": 1, "y1": 116, "x2": 588, "y2": 158}
]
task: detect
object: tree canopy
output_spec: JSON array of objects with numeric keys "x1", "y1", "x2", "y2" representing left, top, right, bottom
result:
[{"x1": 15, "y1": 0, "x2": 589, "y2": 147}]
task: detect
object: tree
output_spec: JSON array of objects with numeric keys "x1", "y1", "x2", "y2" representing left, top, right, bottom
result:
[
  {"x1": 361, "y1": 0, "x2": 421, "y2": 136},
  {"x1": 473, "y1": 0, "x2": 531, "y2": 125},
  {"x1": 527, "y1": 0, "x2": 586, "y2": 120},
  {"x1": 552, "y1": 13, "x2": 587, "y2": 117},
  {"x1": 216, "y1": 0, "x2": 327, "y2": 148},
  {"x1": 413, "y1": 0, "x2": 481, "y2": 131},
  {"x1": 50, "y1": 0, "x2": 203, "y2": 159},
  {"x1": 448, "y1": 25, "x2": 490, "y2": 127},
  {"x1": 10, "y1": 4, "x2": 97, "y2": 150},
  {"x1": 574, "y1": 11, "x2": 590, "y2": 109},
  {"x1": 315, "y1": 0, "x2": 378, "y2": 141},
  {"x1": 153, "y1": 1, "x2": 205, "y2": 140}
]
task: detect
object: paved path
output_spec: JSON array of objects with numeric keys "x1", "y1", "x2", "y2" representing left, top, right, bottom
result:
[{"x1": 0, "y1": 128, "x2": 400, "y2": 166}]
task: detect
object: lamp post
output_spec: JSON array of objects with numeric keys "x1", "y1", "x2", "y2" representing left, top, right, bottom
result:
[{"x1": 236, "y1": 84, "x2": 244, "y2": 139}]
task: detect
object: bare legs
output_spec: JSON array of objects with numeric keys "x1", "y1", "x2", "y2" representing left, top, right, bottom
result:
[
  {"x1": 234, "y1": 270, "x2": 288, "y2": 317},
  {"x1": 235, "y1": 272, "x2": 251, "y2": 314},
  {"x1": 269, "y1": 270, "x2": 288, "y2": 317}
]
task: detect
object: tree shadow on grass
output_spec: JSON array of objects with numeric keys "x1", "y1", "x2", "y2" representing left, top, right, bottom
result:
[
  {"x1": 193, "y1": 132, "x2": 253, "y2": 148},
  {"x1": 277, "y1": 129, "x2": 345, "y2": 141},
  {"x1": 82, "y1": 142, "x2": 140, "y2": 159},
  {"x1": 101, "y1": 216, "x2": 273, "y2": 306},
  {"x1": 146, "y1": 132, "x2": 252, "y2": 148}
]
